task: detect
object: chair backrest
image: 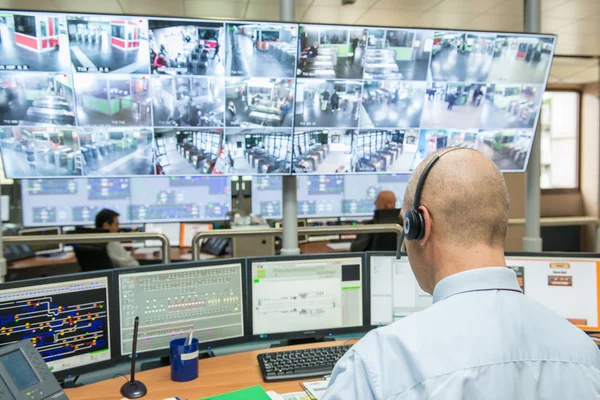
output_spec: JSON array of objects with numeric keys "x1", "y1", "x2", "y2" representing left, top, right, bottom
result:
[
  {"x1": 68, "y1": 227, "x2": 114, "y2": 272},
  {"x1": 370, "y1": 208, "x2": 402, "y2": 251}
]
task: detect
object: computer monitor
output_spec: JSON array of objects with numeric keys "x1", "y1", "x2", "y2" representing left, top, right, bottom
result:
[
  {"x1": 1, "y1": 195, "x2": 8, "y2": 221},
  {"x1": 367, "y1": 252, "x2": 433, "y2": 326},
  {"x1": 144, "y1": 223, "x2": 181, "y2": 247},
  {"x1": 248, "y1": 254, "x2": 366, "y2": 340},
  {"x1": 116, "y1": 260, "x2": 246, "y2": 359},
  {"x1": 18, "y1": 227, "x2": 63, "y2": 256},
  {"x1": 505, "y1": 253, "x2": 600, "y2": 331},
  {"x1": 0, "y1": 271, "x2": 114, "y2": 379},
  {"x1": 179, "y1": 223, "x2": 214, "y2": 248}
]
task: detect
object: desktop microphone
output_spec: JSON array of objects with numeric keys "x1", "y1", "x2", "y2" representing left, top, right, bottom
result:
[{"x1": 121, "y1": 316, "x2": 147, "y2": 399}]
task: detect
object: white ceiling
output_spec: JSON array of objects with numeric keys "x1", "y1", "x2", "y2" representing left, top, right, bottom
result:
[{"x1": 1, "y1": 0, "x2": 598, "y2": 82}]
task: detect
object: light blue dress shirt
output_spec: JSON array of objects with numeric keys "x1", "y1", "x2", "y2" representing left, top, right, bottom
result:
[{"x1": 323, "y1": 267, "x2": 600, "y2": 400}]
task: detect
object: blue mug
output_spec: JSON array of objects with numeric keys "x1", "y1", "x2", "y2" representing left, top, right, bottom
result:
[{"x1": 170, "y1": 338, "x2": 199, "y2": 382}]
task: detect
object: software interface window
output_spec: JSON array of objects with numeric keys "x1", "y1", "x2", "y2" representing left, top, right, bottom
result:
[
  {"x1": 370, "y1": 256, "x2": 432, "y2": 326},
  {"x1": 118, "y1": 263, "x2": 244, "y2": 355},
  {"x1": 251, "y1": 257, "x2": 363, "y2": 335},
  {"x1": 506, "y1": 257, "x2": 600, "y2": 328},
  {"x1": 0, "y1": 277, "x2": 112, "y2": 373},
  {"x1": 0, "y1": 11, "x2": 555, "y2": 178}
]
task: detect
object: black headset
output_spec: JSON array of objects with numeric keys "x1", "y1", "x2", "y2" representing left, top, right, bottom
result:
[{"x1": 396, "y1": 147, "x2": 463, "y2": 259}]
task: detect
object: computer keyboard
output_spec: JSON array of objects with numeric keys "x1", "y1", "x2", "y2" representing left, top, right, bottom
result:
[{"x1": 257, "y1": 344, "x2": 352, "y2": 382}]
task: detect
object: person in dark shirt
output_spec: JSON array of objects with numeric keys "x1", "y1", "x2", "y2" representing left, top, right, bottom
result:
[{"x1": 350, "y1": 191, "x2": 397, "y2": 252}]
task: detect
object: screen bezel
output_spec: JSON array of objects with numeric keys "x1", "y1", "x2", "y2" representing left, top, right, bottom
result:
[
  {"x1": 0, "y1": 8, "x2": 558, "y2": 180},
  {"x1": 112, "y1": 258, "x2": 248, "y2": 362},
  {"x1": 246, "y1": 252, "x2": 370, "y2": 341},
  {"x1": 0, "y1": 270, "x2": 117, "y2": 380}
]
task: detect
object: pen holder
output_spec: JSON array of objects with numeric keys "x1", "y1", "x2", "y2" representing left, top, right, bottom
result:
[{"x1": 170, "y1": 338, "x2": 199, "y2": 382}]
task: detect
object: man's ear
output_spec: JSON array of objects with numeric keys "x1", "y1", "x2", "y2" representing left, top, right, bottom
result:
[{"x1": 418, "y1": 205, "x2": 432, "y2": 245}]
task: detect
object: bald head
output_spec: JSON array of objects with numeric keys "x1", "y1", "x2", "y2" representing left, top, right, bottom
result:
[
  {"x1": 375, "y1": 190, "x2": 397, "y2": 210},
  {"x1": 403, "y1": 148, "x2": 510, "y2": 248}
]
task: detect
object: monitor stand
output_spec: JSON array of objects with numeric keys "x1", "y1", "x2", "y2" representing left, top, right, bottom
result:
[{"x1": 270, "y1": 336, "x2": 335, "y2": 348}]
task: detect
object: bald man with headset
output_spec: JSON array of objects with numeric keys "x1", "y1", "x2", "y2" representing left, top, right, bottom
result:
[{"x1": 323, "y1": 148, "x2": 600, "y2": 399}]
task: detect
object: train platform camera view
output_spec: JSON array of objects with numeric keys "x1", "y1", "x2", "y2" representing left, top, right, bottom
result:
[
  {"x1": 0, "y1": 274, "x2": 113, "y2": 377},
  {"x1": 368, "y1": 254, "x2": 433, "y2": 326},
  {"x1": 250, "y1": 255, "x2": 364, "y2": 337},
  {"x1": 117, "y1": 262, "x2": 244, "y2": 356},
  {"x1": 0, "y1": 10, "x2": 556, "y2": 178},
  {"x1": 21, "y1": 176, "x2": 231, "y2": 226}
]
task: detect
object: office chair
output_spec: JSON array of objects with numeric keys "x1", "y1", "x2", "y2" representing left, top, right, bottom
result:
[
  {"x1": 67, "y1": 227, "x2": 114, "y2": 272},
  {"x1": 370, "y1": 208, "x2": 402, "y2": 251}
]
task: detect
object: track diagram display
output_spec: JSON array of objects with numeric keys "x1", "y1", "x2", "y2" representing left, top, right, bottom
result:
[
  {"x1": 118, "y1": 263, "x2": 244, "y2": 355},
  {"x1": 0, "y1": 277, "x2": 111, "y2": 374},
  {"x1": 251, "y1": 256, "x2": 363, "y2": 336}
]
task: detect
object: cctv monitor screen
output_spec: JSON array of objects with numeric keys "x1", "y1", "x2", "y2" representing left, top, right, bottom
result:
[
  {"x1": 249, "y1": 254, "x2": 364, "y2": 337},
  {"x1": 505, "y1": 254, "x2": 600, "y2": 331},
  {"x1": 0, "y1": 11, "x2": 556, "y2": 178},
  {"x1": 117, "y1": 261, "x2": 245, "y2": 356},
  {"x1": 368, "y1": 253, "x2": 433, "y2": 326},
  {"x1": 0, "y1": 273, "x2": 113, "y2": 378}
]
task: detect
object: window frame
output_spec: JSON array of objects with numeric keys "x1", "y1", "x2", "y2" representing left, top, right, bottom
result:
[{"x1": 540, "y1": 88, "x2": 582, "y2": 194}]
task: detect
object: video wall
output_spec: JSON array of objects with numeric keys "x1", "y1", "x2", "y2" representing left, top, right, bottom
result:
[{"x1": 0, "y1": 11, "x2": 556, "y2": 178}]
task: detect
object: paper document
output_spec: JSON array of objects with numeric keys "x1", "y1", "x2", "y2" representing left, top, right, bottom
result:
[
  {"x1": 301, "y1": 380, "x2": 330, "y2": 400},
  {"x1": 326, "y1": 242, "x2": 352, "y2": 251}
]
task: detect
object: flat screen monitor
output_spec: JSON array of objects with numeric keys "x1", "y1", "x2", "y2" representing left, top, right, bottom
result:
[
  {"x1": 21, "y1": 178, "x2": 132, "y2": 227},
  {"x1": 0, "y1": 10, "x2": 556, "y2": 179},
  {"x1": 249, "y1": 254, "x2": 366, "y2": 339},
  {"x1": 144, "y1": 223, "x2": 181, "y2": 247},
  {"x1": 18, "y1": 227, "x2": 63, "y2": 255},
  {"x1": 21, "y1": 176, "x2": 231, "y2": 227},
  {"x1": 1, "y1": 195, "x2": 8, "y2": 221},
  {"x1": 179, "y1": 223, "x2": 214, "y2": 248},
  {"x1": 505, "y1": 253, "x2": 600, "y2": 332},
  {"x1": 116, "y1": 260, "x2": 246, "y2": 358},
  {"x1": 250, "y1": 174, "x2": 409, "y2": 219},
  {"x1": 0, "y1": 272, "x2": 114, "y2": 379},
  {"x1": 367, "y1": 252, "x2": 432, "y2": 326}
]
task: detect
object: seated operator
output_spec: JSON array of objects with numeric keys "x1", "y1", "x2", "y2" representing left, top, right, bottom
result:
[
  {"x1": 95, "y1": 209, "x2": 140, "y2": 268},
  {"x1": 323, "y1": 148, "x2": 600, "y2": 399},
  {"x1": 350, "y1": 190, "x2": 398, "y2": 252}
]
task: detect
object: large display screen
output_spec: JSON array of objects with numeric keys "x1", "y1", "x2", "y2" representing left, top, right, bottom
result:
[
  {"x1": 0, "y1": 11, "x2": 556, "y2": 178},
  {"x1": 252, "y1": 173, "x2": 408, "y2": 218},
  {"x1": 21, "y1": 175, "x2": 231, "y2": 226}
]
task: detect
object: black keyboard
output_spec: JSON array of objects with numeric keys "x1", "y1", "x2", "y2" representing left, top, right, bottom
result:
[{"x1": 257, "y1": 345, "x2": 352, "y2": 382}]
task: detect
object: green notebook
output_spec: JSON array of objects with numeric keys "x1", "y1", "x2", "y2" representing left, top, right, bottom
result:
[{"x1": 200, "y1": 385, "x2": 271, "y2": 400}]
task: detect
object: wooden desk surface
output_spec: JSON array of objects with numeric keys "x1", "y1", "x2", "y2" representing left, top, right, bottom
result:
[
  {"x1": 65, "y1": 341, "x2": 358, "y2": 400},
  {"x1": 299, "y1": 242, "x2": 350, "y2": 254}
]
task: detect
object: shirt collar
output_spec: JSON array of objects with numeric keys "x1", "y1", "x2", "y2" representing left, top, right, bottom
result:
[{"x1": 432, "y1": 267, "x2": 522, "y2": 304}]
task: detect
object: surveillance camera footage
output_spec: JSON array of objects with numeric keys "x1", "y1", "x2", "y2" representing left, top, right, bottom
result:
[
  {"x1": 354, "y1": 129, "x2": 419, "y2": 173},
  {"x1": 429, "y1": 32, "x2": 495, "y2": 82},
  {"x1": 225, "y1": 128, "x2": 292, "y2": 175},
  {"x1": 293, "y1": 129, "x2": 354, "y2": 174},
  {"x1": 78, "y1": 127, "x2": 154, "y2": 176},
  {"x1": 227, "y1": 23, "x2": 297, "y2": 78},
  {"x1": 488, "y1": 36, "x2": 554, "y2": 84},
  {"x1": 73, "y1": 75, "x2": 152, "y2": 126},
  {"x1": 0, "y1": 13, "x2": 71, "y2": 72},
  {"x1": 0, "y1": 126, "x2": 81, "y2": 177},
  {"x1": 360, "y1": 80, "x2": 426, "y2": 128},
  {"x1": 151, "y1": 75, "x2": 225, "y2": 127},
  {"x1": 67, "y1": 16, "x2": 150, "y2": 74},
  {"x1": 0, "y1": 72, "x2": 76, "y2": 126},
  {"x1": 420, "y1": 82, "x2": 485, "y2": 129},
  {"x1": 294, "y1": 79, "x2": 362, "y2": 128},
  {"x1": 0, "y1": 10, "x2": 557, "y2": 177},
  {"x1": 297, "y1": 25, "x2": 367, "y2": 80},
  {"x1": 364, "y1": 29, "x2": 432, "y2": 80},
  {"x1": 154, "y1": 128, "x2": 224, "y2": 175},
  {"x1": 149, "y1": 19, "x2": 225, "y2": 77},
  {"x1": 225, "y1": 77, "x2": 294, "y2": 128}
]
